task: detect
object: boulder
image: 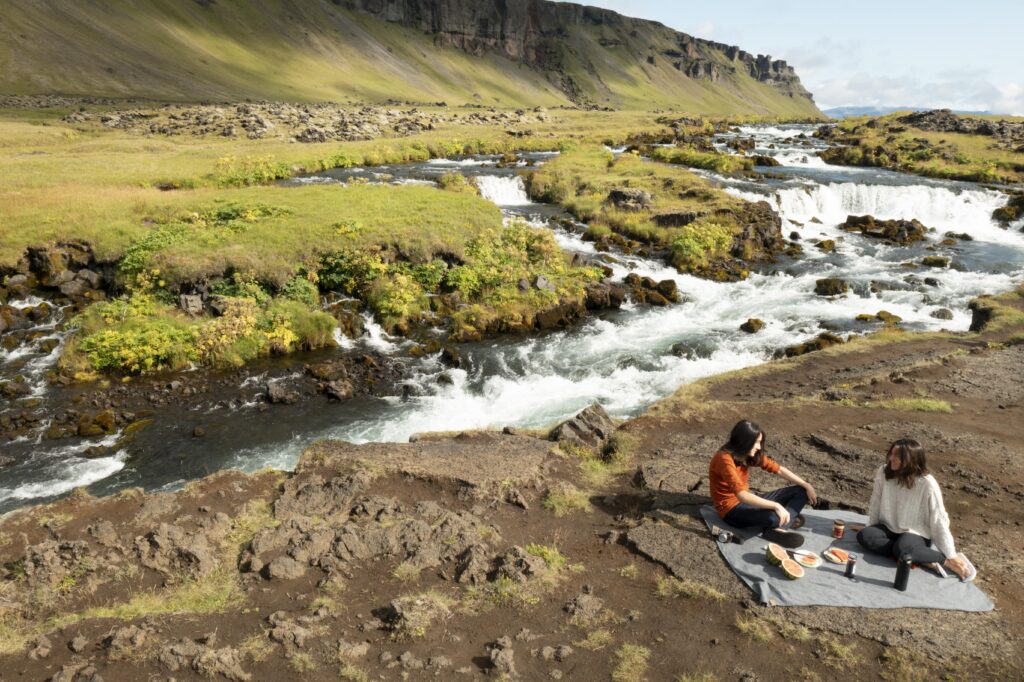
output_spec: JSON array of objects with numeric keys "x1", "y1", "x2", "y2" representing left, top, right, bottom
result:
[
  {"x1": 814, "y1": 278, "x2": 849, "y2": 297},
  {"x1": 324, "y1": 379, "x2": 354, "y2": 401},
  {"x1": 921, "y1": 256, "x2": 950, "y2": 268},
  {"x1": 740, "y1": 318, "x2": 764, "y2": 334},
  {"x1": 263, "y1": 555, "x2": 307, "y2": 580},
  {"x1": 265, "y1": 381, "x2": 299, "y2": 404},
  {"x1": 494, "y1": 545, "x2": 548, "y2": 584},
  {"x1": 784, "y1": 332, "x2": 844, "y2": 357},
  {"x1": 607, "y1": 187, "x2": 652, "y2": 211},
  {"x1": 550, "y1": 403, "x2": 615, "y2": 448},
  {"x1": 179, "y1": 294, "x2": 204, "y2": 316},
  {"x1": 534, "y1": 275, "x2": 556, "y2": 292},
  {"x1": 840, "y1": 215, "x2": 928, "y2": 245},
  {"x1": 564, "y1": 592, "x2": 604, "y2": 622},
  {"x1": 931, "y1": 308, "x2": 954, "y2": 320}
]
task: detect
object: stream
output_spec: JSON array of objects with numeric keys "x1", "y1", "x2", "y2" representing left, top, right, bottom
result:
[{"x1": 2, "y1": 125, "x2": 1024, "y2": 513}]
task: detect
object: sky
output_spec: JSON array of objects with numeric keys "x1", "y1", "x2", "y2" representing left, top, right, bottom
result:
[{"x1": 566, "y1": 1, "x2": 1024, "y2": 114}]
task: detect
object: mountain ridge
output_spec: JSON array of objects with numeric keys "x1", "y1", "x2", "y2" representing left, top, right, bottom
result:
[{"x1": 0, "y1": 0, "x2": 822, "y2": 116}]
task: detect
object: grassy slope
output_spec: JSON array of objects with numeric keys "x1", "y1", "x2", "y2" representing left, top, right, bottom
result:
[{"x1": 0, "y1": 0, "x2": 822, "y2": 117}]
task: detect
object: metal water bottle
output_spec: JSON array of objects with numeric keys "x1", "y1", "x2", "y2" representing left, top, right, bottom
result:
[{"x1": 894, "y1": 553, "x2": 912, "y2": 591}]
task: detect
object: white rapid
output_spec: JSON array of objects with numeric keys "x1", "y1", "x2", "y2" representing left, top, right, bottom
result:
[{"x1": 475, "y1": 175, "x2": 535, "y2": 206}]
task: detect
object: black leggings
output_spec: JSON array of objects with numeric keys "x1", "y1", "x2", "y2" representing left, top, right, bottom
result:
[{"x1": 857, "y1": 524, "x2": 945, "y2": 564}]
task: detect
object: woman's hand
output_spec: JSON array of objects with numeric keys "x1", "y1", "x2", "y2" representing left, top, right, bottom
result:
[
  {"x1": 774, "y1": 504, "x2": 791, "y2": 527},
  {"x1": 804, "y1": 484, "x2": 818, "y2": 506}
]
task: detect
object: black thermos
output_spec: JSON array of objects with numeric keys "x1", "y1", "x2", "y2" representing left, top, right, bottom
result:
[{"x1": 894, "y1": 553, "x2": 912, "y2": 591}]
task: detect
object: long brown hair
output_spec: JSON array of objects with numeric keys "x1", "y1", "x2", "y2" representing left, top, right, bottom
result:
[
  {"x1": 884, "y1": 438, "x2": 929, "y2": 488},
  {"x1": 723, "y1": 420, "x2": 766, "y2": 468}
]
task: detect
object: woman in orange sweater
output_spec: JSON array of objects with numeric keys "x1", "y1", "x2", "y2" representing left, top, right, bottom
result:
[{"x1": 709, "y1": 420, "x2": 817, "y2": 548}]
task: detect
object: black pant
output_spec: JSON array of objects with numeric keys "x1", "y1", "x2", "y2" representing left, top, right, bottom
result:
[
  {"x1": 723, "y1": 485, "x2": 808, "y2": 530},
  {"x1": 857, "y1": 524, "x2": 945, "y2": 563}
]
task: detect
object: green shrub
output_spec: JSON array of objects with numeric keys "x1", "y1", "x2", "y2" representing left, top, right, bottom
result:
[
  {"x1": 214, "y1": 155, "x2": 291, "y2": 187},
  {"x1": 670, "y1": 221, "x2": 734, "y2": 270},
  {"x1": 78, "y1": 320, "x2": 197, "y2": 373},
  {"x1": 281, "y1": 276, "x2": 320, "y2": 307}
]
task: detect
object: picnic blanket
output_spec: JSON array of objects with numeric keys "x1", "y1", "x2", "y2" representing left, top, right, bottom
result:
[{"x1": 700, "y1": 505, "x2": 993, "y2": 611}]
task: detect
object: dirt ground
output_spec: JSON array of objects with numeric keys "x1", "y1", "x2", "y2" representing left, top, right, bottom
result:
[{"x1": 2, "y1": 291, "x2": 1023, "y2": 681}]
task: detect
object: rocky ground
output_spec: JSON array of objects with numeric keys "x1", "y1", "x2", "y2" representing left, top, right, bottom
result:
[
  {"x1": 2, "y1": 289, "x2": 1023, "y2": 680},
  {"x1": 52, "y1": 99, "x2": 550, "y2": 144}
]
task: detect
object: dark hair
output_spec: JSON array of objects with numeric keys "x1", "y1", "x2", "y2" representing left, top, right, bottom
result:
[
  {"x1": 884, "y1": 439, "x2": 929, "y2": 488},
  {"x1": 723, "y1": 420, "x2": 766, "y2": 468}
]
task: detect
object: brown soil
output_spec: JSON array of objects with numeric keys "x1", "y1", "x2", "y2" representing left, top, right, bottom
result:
[{"x1": 3, "y1": 292, "x2": 1024, "y2": 681}]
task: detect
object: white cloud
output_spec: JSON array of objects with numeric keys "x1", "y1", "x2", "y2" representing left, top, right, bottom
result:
[{"x1": 812, "y1": 73, "x2": 1024, "y2": 115}]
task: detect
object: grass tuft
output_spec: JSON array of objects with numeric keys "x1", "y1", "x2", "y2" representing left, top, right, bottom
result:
[
  {"x1": 655, "y1": 576, "x2": 725, "y2": 602},
  {"x1": 612, "y1": 644, "x2": 651, "y2": 682},
  {"x1": 735, "y1": 614, "x2": 774, "y2": 642}
]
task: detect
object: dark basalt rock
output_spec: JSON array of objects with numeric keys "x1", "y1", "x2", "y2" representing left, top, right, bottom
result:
[
  {"x1": 840, "y1": 214, "x2": 928, "y2": 245},
  {"x1": 607, "y1": 187, "x2": 652, "y2": 211},
  {"x1": 551, "y1": 403, "x2": 615, "y2": 448},
  {"x1": 784, "y1": 332, "x2": 844, "y2": 357},
  {"x1": 740, "y1": 318, "x2": 764, "y2": 334},
  {"x1": 815, "y1": 278, "x2": 849, "y2": 297}
]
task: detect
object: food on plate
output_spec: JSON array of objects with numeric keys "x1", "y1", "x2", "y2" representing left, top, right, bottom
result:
[
  {"x1": 794, "y1": 551, "x2": 822, "y2": 568},
  {"x1": 823, "y1": 548, "x2": 850, "y2": 564}
]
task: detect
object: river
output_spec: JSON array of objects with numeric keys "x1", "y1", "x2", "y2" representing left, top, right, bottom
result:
[{"x1": 2, "y1": 125, "x2": 1023, "y2": 512}]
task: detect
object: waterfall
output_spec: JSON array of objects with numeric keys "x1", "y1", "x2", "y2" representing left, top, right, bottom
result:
[{"x1": 475, "y1": 175, "x2": 533, "y2": 206}]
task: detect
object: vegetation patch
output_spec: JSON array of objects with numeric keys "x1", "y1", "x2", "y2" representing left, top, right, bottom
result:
[
  {"x1": 543, "y1": 484, "x2": 593, "y2": 517},
  {"x1": 821, "y1": 114, "x2": 1023, "y2": 184},
  {"x1": 655, "y1": 576, "x2": 726, "y2": 602},
  {"x1": 611, "y1": 643, "x2": 651, "y2": 682},
  {"x1": 525, "y1": 146, "x2": 775, "y2": 280},
  {"x1": 734, "y1": 613, "x2": 774, "y2": 642}
]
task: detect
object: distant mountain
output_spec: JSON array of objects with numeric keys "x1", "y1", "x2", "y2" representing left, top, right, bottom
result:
[
  {"x1": 824, "y1": 106, "x2": 994, "y2": 119},
  {"x1": 0, "y1": 0, "x2": 822, "y2": 116}
]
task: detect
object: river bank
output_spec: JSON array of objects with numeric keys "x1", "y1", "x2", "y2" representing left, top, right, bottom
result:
[
  {"x1": 5, "y1": 116, "x2": 1024, "y2": 514},
  {"x1": 2, "y1": 287, "x2": 1022, "y2": 680}
]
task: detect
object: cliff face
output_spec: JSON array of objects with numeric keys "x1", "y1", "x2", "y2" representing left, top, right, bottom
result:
[{"x1": 338, "y1": 0, "x2": 814, "y2": 103}]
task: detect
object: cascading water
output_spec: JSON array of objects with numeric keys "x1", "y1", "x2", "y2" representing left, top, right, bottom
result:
[
  {"x1": 475, "y1": 175, "x2": 535, "y2": 206},
  {"x1": 4, "y1": 128, "x2": 1023, "y2": 511}
]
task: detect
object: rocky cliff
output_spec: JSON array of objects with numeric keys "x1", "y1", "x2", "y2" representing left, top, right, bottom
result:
[{"x1": 338, "y1": 0, "x2": 814, "y2": 104}]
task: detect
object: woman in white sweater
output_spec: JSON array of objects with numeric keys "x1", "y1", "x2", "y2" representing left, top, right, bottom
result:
[{"x1": 856, "y1": 439, "x2": 976, "y2": 581}]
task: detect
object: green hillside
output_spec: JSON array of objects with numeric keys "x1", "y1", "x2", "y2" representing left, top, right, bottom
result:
[{"x1": 0, "y1": 0, "x2": 822, "y2": 116}]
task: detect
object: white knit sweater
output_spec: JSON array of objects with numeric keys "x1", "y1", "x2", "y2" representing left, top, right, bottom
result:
[{"x1": 867, "y1": 466, "x2": 957, "y2": 559}]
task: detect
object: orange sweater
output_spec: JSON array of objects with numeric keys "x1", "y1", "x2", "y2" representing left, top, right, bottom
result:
[{"x1": 709, "y1": 450, "x2": 781, "y2": 518}]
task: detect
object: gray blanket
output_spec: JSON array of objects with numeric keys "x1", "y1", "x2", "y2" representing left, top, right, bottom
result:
[{"x1": 700, "y1": 505, "x2": 993, "y2": 611}]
